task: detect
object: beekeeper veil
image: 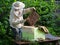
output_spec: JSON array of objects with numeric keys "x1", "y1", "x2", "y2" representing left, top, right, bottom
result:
[{"x1": 12, "y1": 1, "x2": 25, "y2": 10}]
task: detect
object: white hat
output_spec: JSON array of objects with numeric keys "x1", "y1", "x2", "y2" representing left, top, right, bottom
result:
[{"x1": 12, "y1": 1, "x2": 25, "y2": 9}]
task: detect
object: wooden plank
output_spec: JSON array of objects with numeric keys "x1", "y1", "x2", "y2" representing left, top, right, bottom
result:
[
  {"x1": 12, "y1": 37, "x2": 60, "y2": 45},
  {"x1": 38, "y1": 37, "x2": 60, "y2": 42},
  {"x1": 12, "y1": 39, "x2": 31, "y2": 44},
  {"x1": 38, "y1": 39, "x2": 60, "y2": 45}
]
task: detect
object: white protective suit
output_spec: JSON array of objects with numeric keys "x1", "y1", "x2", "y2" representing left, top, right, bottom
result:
[{"x1": 9, "y1": 1, "x2": 35, "y2": 28}]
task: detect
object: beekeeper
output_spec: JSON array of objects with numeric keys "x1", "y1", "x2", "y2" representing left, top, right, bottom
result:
[{"x1": 9, "y1": 1, "x2": 35, "y2": 41}]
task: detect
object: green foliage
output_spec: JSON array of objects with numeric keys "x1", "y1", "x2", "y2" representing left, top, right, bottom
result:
[
  {"x1": 0, "y1": 22, "x2": 5, "y2": 35},
  {"x1": 0, "y1": 0, "x2": 15, "y2": 45},
  {"x1": 0, "y1": 0, "x2": 60, "y2": 45}
]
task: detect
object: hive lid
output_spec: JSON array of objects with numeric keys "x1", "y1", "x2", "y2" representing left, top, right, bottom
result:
[
  {"x1": 26, "y1": 10, "x2": 39, "y2": 26},
  {"x1": 38, "y1": 26, "x2": 49, "y2": 33}
]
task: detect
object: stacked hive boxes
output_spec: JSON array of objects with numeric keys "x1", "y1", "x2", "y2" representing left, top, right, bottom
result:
[{"x1": 22, "y1": 26, "x2": 45, "y2": 41}]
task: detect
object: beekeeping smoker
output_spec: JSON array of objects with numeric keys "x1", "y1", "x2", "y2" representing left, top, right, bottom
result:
[{"x1": 9, "y1": 1, "x2": 35, "y2": 41}]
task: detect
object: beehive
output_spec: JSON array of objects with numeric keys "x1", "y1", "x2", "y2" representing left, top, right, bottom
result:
[{"x1": 22, "y1": 26, "x2": 45, "y2": 41}]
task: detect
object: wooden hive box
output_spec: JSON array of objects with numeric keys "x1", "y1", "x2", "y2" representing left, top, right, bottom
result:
[{"x1": 22, "y1": 26, "x2": 46, "y2": 41}]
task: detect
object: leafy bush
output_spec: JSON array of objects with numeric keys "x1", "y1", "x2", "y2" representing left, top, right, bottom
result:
[{"x1": 0, "y1": 0, "x2": 59, "y2": 45}]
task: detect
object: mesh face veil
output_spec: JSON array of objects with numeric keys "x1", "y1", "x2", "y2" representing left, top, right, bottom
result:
[{"x1": 12, "y1": 1, "x2": 25, "y2": 10}]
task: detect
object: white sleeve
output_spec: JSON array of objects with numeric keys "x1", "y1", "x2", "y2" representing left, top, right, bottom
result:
[
  {"x1": 23, "y1": 8, "x2": 32, "y2": 14},
  {"x1": 23, "y1": 7, "x2": 35, "y2": 14}
]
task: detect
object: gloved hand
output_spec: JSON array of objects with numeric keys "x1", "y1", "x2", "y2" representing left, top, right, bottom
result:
[{"x1": 31, "y1": 7, "x2": 36, "y2": 11}]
